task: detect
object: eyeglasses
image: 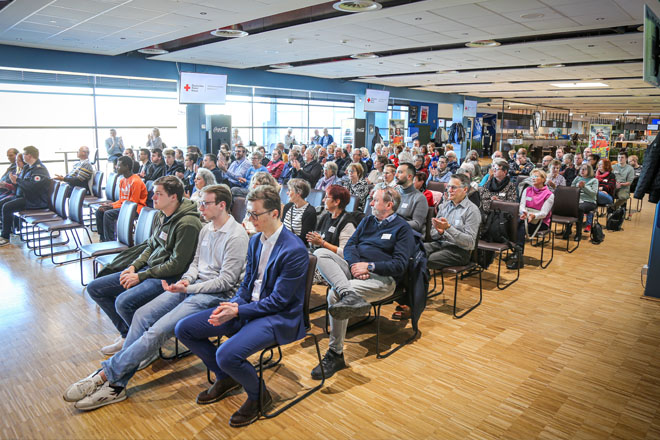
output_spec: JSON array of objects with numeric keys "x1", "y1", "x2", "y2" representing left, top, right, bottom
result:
[
  {"x1": 247, "y1": 209, "x2": 274, "y2": 220},
  {"x1": 199, "y1": 200, "x2": 219, "y2": 208},
  {"x1": 446, "y1": 184, "x2": 465, "y2": 191}
]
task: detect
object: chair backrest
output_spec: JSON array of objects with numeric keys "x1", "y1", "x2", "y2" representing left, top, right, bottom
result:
[
  {"x1": 552, "y1": 185, "x2": 580, "y2": 218},
  {"x1": 363, "y1": 197, "x2": 373, "y2": 216},
  {"x1": 104, "y1": 172, "x2": 117, "y2": 200},
  {"x1": 92, "y1": 171, "x2": 104, "y2": 198},
  {"x1": 54, "y1": 183, "x2": 71, "y2": 218},
  {"x1": 306, "y1": 189, "x2": 325, "y2": 208},
  {"x1": 231, "y1": 197, "x2": 247, "y2": 223},
  {"x1": 113, "y1": 176, "x2": 122, "y2": 201},
  {"x1": 424, "y1": 206, "x2": 435, "y2": 242},
  {"x1": 491, "y1": 200, "x2": 520, "y2": 241},
  {"x1": 145, "y1": 180, "x2": 155, "y2": 193},
  {"x1": 427, "y1": 181, "x2": 446, "y2": 193},
  {"x1": 134, "y1": 207, "x2": 159, "y2": 245},
  {"x1": 48, "y1": 180, "x2": 59, "y2": 211},
  {"x1": 346, "y1": 195, "x2": 358, "y2": 213},
  {"x1": 116, "y1": 201, "x2": 138, "y2": 246},
  {"x1": 68, "y1": 187, "x2": 88, "y2": 223},
  {"x1": 303, "y1": 254, "x2": 318, "y2": 331},
  {"x1": 279, "y1": 186, "x2": 289, "y2": 205}
]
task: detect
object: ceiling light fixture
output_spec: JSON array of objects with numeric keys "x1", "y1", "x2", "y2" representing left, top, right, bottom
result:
[
  {"x1": 538, "y1": 63, "x2": 565, "y2": 68},
  {"x1": 520, "y1": 12, "x2": 544, "y2": 19},
  {"x1": 137, "y1": 46, "x2": 168, "y2": 55},
  {"x1": 351, "y1": 52, "x2": 379, "y2": 59},
  {"x1": 551, "y1": 82, "x2": 609, "y2": 88},
  {"x1": 414, "y1": 63, "x2": 425, "y2": 67},
  {"x1": 210, "y1": 25, "x2": 248, "y2": 38},
  {"x1": 437, "y1": 70, "x2": 459, "y2": 74},
  {"x1": 269, "y1": 63, "x2": 293, "y2": 69},
  {"x1": 465, "y1": 39, "x2": 501, "y2": 48},
  {"x1": 333, "y1": 1, "x2": 382, "y2": 13}
]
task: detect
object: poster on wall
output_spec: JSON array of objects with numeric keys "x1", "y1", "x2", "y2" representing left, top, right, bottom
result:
[
  {"x1": 473, "y1": 117, "x2": 483, "y2": 141},
  {"x1": 463, "y1": 99, "x2": 477, "y2": 118},
  {"x1": 389, "y1": 119, "x2": 405, "y2": 145},
  {"x1": 420, "y1": 106, "x2": 429, "y2": 124},
  {"x1": 589, "y1": 124, "x2": 612, "y2": 159},
  {"x1": 409, "y1": 106, "x2": 418, "y2": 124}
]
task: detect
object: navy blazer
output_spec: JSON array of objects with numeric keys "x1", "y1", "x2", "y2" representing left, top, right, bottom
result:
[{"x1": 232, "y1": 226, "x2": 309, "y2": 345}]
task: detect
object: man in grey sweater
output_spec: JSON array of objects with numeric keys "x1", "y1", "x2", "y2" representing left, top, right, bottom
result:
[
  {"x1": 64, "y1": 184, "x2": 249, "y2": 411},
  {"x1": 395, "y1": 162, "x2": 428, "y2": 237}
]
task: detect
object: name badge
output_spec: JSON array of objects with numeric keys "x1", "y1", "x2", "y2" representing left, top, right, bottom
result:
[
  {"x1": 321, "y1": 233, "x2": 325, "y2": 239},
  {"x1": 328, "y1": 226, "x2": 336, "y2": 233},
  {"x1": 381, "y1": 233, "x2": 392, "y2": 240},
  {"x1": 526, "y1": 196, "x2": 533, "y2": 201},
  {"x1": 400, "y1": 203, "x2": 409, "y2": 209},
  {"x1": 159, "y1": 231, "x2": 168, "y2": 241},
  {"x1": 455, "y1": 219, "x2": 461, "y2": 225},
  {"x1": 499, "y1": 192, "x2": 506, "y2": 197}
]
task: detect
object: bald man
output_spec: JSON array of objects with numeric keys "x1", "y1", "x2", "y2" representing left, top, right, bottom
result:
[{"x1": 54, "y1": 145, "x2": 94, "y2": 194}]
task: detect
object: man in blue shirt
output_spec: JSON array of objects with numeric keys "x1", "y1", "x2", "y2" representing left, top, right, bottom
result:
[
  {"x1": 312, "y1": 186, "x2": 415, "y2": 378},
  {"x1": 218, "y1": 145, "x2": 251, "y2": 188},
  {"x1": 320, "y1": 128, "x2": 334, "y2": 148},
  {"x1": 231, "y1": 152, "x2": 268, "y2": 197}
]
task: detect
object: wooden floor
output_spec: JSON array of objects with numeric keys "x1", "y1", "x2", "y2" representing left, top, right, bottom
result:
[{"x1": 1, "y1": 201, "x2": 659, "y2": 440}]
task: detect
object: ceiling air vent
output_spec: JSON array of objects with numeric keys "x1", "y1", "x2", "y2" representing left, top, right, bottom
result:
[
  {"x1": 210, "y1": 25, "x2": 248, "y2": 38},
  {"x1": 350, "y1": 52, "x2": 379, "y2": 59},
  {"x1": 137, "y1": 47, "x2": 168, "y2": 55},
  {"x1": 333, "y1": 1, "x2": 382, "y2": 13}
]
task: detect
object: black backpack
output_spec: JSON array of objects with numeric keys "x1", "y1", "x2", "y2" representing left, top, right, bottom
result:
[
  {"x1": 590, "y1": 218, "x2": 605, "y2": 244},
  {"x1": 481, "y1": 209, "x2": 511, "y2": 243},
  {"x1": 606, "y1": 206, "x2": 625, "y2": 231}
]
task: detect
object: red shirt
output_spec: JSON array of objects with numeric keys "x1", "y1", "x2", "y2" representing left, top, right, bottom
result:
[{"x1": 112, "y1": 174, "x2": 148, "y2": 212}]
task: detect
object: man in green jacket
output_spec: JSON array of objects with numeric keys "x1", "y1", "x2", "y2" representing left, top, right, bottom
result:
[{"x1": 87, "y1": 176, "x2": 202, "y2": 355}]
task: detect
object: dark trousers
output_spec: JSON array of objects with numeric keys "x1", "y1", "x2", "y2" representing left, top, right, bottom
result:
[
  {"x1": 1, "y1": 197, "x2": 25, "y2": 239},
  {"x1": 516, "y1": 220, "x2": 549, "y2": 252},
  {"x1": 566, "y1": 202, "x2": 596, "y2": 235},
  {"x1": 95, "y1": 205, "x2": 119, "y2": 241},
  {"x1": 175, "y1": 309, "x2": 277, "y2": 400},
  {"x1": 423, "y1": 241, "x2": 471, "y2": 269}
]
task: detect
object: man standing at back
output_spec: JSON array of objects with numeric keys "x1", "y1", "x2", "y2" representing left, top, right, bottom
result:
[
  {"x1": 0, "y1": 146, "x2": 50, "y2": 246},
  {"x1": 105, "y1": 129, "x2": 124, "y2": 169},
  {"x1": 86, "y1": 176, "x2": 202, "y2": 355},
  {"x1": 54, "y1": 146, "x2": 94, "y2": 193}
]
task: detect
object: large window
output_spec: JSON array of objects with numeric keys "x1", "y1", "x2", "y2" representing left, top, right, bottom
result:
[
  {"x1": 206, "y1": 87, "x2": 355, "y2": 149},
  {"x1": 0, "y1": 71, "x2": 185, "y2": 176}
]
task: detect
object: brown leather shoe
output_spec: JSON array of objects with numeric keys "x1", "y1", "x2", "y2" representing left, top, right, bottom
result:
[
  {"x1": 196, "y1": 377, "x2": 241, "y2": 405},
  {"x1": 229, "y1": 389, "x2": 273, "y2": 427}
]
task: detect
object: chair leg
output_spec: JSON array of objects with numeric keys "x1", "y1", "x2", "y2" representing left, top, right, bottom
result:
[
  {"x1": 427, "y1": 269, "x2": 445, "y2": 299},
  {"x1": 496, "y1": 248, "x2": 519, "y2": 290},
  {"x1": 539, "y1": 231, "x2": 554, "y2": 269},
  {"x1": 159, "y1": 337, "x2": 192, "y2": 360},
  {"x1": 453, "y1": 269, "x2": 483, "y2": 319}
]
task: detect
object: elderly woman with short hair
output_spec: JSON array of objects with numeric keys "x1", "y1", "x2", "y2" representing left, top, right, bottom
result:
[
  {"x1": 316, "y1": 161, "x2": 339, "y2": 191},
  {"x1": 291, "y1": 147, "x2": 322, "y2": 187},
  {"x1": 343, "y1": 162, "x2": 370, "y2": 212},
  {"x1": 189, "y1": 167, "x2": 217, "y2": 208},
  {"x1": 281, "y1": 178, "x2": 317, "y2": 245}
]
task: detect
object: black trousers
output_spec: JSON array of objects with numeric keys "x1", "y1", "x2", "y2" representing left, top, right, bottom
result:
[{"x1": 1, "y1": 197, "x2": 25, "y2": 239}]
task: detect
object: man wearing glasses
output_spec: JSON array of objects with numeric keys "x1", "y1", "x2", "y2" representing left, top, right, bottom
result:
[
  {"x1": 425, "y1": 173, "x2": 480, "y2": 268},
  {"x1": 64, "y1": 183, "x2": 248, "y2": 411},
  {"x1": 175, "y1": 185, "x2": 309, "y2": 427}
]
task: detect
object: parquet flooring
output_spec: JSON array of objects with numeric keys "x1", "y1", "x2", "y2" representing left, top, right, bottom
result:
[{"x1": 0, "y1": 200, "x2": 658, "y2": 439}]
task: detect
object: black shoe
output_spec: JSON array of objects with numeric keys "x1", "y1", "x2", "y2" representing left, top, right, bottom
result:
[
  {"x1": 328, "y1": 291, "x2": 371, "y2": 320},
  {"x1": 229, "y1": 389, "x2": 272, "y2": 427},
  {"x1": 506, "y1": 253, "x2": 524, "y2": 270},
  {"x1": 196, "y1": 376, "x2": 241, "y2": 405},
  {"x1": 574, "y1": 234, "x2": 582, "y2": 242},
  {"x1": 311, "y1": 349, "x2": 347, "y2": 380},
  {"x1": 561, "y1": 230, "x2": 571, "y2": 240}
]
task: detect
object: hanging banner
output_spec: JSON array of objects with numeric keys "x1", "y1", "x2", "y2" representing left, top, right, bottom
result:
[{"x1": 589, "y1": 124, "x2": 612, "y2": 158}]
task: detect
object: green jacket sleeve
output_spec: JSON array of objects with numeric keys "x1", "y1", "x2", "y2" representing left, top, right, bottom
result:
[{"x1": 137, "y1": 223, "x2": 200, "y2": 281}]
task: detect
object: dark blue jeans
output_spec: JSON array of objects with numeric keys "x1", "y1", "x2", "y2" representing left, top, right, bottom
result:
[
  {"x1": 87, "y1": 269, "x2": 174, "y2": 338},
  {"x1": 175, "y1": 308, "x2": 276, "y2": 400}
]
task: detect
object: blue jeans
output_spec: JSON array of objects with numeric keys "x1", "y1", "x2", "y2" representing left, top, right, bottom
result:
[
  {"x1": 587, "y1": 192, "x2": 614, "y2": 226},
  {"x1": 102, "y1": 292, "x2": 225, "y2": 387},
  {"x1": 175, "y1": 310, "x2": 276, "y2": 400},
  {"x1": 86, "y1": 269, "x2": 176, "y2": 338}
]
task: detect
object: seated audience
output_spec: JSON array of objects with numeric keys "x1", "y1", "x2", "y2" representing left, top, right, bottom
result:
[
  {"x1": 257, "y1": 146, "x2": 270, "y2": 167},
  {"x1": 174, "y1": 185, "x2": 309, "y2": 427},
  {"x1": 424, "y1": 174, "x2": 480, "y2": 269},
  {"x1": 334, "y1": 148, "x2": 349, "y2": 178},
  {"x1": 63, "y1": 184, "x2": 248, "y2": 411},
  {"x1": 343, "y1": 163, "x2": 370, "y2": 212},
  {"x1": 164, "y1": 148, "x2": 184, "y2": 177},
  {"x1": 413, "y1": 154, "x2": 429, "y2": 182},
  {"x1": 202, "y1": 154, "x2": 224, "y2": 185},
  {"x1": 574, "y1": 152, "x2": 585, "y2": 167},
  {"x1": 563, "y1": 164, "x2": 597, "y2": 240},
  {"x1": 137, "y1": 148, "x2": 151, "y2": 177},
  {"x1": 507, "y1": 169, "x2": 554, "y2": 270},
  {"x1": 478, "y1": 159, "x2": 517, "y2": 216},
  {"x1": 53, "y1": 146, "x2": 94, "y2": 193},
  {"x1": 306, "y1": 185, "x2": 357, "y2": 257},
  {"x1": 231, "y1": 152, "x2": 268, "y2": 197},
  {"x1": 282, "y1": 178, "x2": 316, "y2": 245},
  {"x1": 560, "y1": 153, "x2": 577, "y2": 186},
  {"x1": 312, "y1": 186, "x2": 415, "y2": 379},
  {"x1": 382, "y1": 163, "x2": 397, "y2": 188},
  {"x1": 143, "y1": 148, "x2": 166, "y2": 182},
  {"x1": 189, "y1": 168, "x2": 217, "y2": 208},
  {"x1": 509, "y1": 148, "x2": 534, "y2": 180},
  {"x1": 95, "y1": 156, "x2": 147, "y2": 242},
  {"x1": 292, "y1": 148, "x2": 322, "y2": 187},
  {"x1": 414, "y1": 172, "x2": 434, "y2": 207},
  {"x1": 86, "y1": 176, "x2": 202, "y2": 355},
  {"x1": 540, "y1": 155, "x2": 553, "y2": 173},
  {"x1": 266, "y1": 149, "x2": 284, "y2": 180},
  {"x1": 445, "y1": 150, "x2": 460, "y2": 173},
  {"x1": 123, "y1": 148, "x2": 141, "y2": 174},
  {"x1": 428, "y1": 156, "x2": 453, "y2": 185},
  {"x1": 629, "y1": 155, "x2": 642, "y2": 178},
  {"x1": 218, "y1": 145, "x2": 250, "y2": 188},
  {"x1": 367, "y1": 155, "x2": 388, "y2": 185},
  {"x1": 279, "y1": 150, "x2": 298, "y2": 185},
  {"x1": 546, "y1": 159, "x2": 566, "y2": 192},
  {"x1": 360, "y1": 147, "x2": 373, "y2": 174},
  {"x1": 316, "y1": 161, "x2": 339, "y2": 191},
  {"x1": 555, "y1": 146, "x2": 565, "y2": 162},
  {"x1": 0, "y1": 148, "x2": 19, "y2": 202},
  {"x1": 0, "y1": 146, "x2": 50, "y2": 247},
  {"x1": 612, "y1": 152, "x2": 634, "y2": 210},
  {"x1": 395, "y1": 163, "x2": 428, "y2": 235},
  {"x1": 464, "y1": 149, "x2": 482, "y2": 181},
  {"x1": 595, "y1": 158, "x2": 616, "y2": 205},
  {"x1": 182, "y1": 153, "x2": 198, "y2": 195}
]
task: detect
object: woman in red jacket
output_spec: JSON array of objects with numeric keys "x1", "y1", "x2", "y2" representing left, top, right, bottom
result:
[{"x1": 595, "y1": 158, "x2": 616, "y2": 205}]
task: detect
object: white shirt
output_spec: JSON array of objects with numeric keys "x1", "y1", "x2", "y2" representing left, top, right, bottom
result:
[{"x1": 250, "y1": 224, "x2": 284, "y2": 302}]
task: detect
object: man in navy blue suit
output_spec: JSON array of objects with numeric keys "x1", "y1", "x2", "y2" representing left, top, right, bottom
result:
[{"x1": 175, "y1": 185, "x2": 309, "y2": 428}]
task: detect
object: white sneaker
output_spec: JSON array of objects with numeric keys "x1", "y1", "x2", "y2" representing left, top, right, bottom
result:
[
  {"x1": 137, "y1": 351, "x2": 160, "y2": 371},
  {"x1": 100, "y1": 336, "x2": 125, "y2": 356},
  {"x1": 0, "y1": 238, "x2": 10, "y2": 246},
  {"x1": 63, "y1": 369, "x2": 105, "y2": 402},
  {"x1": 74, "y1": 382, "x2": 126, "y2": 411}
]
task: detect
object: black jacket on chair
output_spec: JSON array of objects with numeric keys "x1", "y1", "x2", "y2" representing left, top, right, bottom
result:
[{"x1": 634, "y1": 136, "x2": 660, "y2": 203}]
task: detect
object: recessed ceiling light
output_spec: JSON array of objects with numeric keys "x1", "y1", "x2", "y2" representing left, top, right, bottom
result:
[
  {"x1": 465, "y1": 39, "x2": 500, "y2": 48},
  {"x1": 414, "y1": 63, "x2": 425, "y2": 67},
  {"x1": 49, "y1": 20, "x2": 57, "y2": 24},
  {"x1": 351, "y1": 52, "x2": 378, "y2": 59},
  {"x1": 138, "y1": 47, "x2": 168, "y2": 55},
  {"x1": 538, "y1": 63, "x2": 565, "y2": 68},
  {"x1": 437, "y1": 70, "x2": 459, "y2": 74},
  {"x1": 551, "y1": 82, "x2": 609, "y2": 88},
  {"x1": 211, "y1": 27, "x2": 248, "y2": 38},
  {"x1": 264, "y1": 49, "x2": 279, "y2": 54},
  {"x1": 520, "y1": 12, "x2": 544, "y2": 19},
  {"x1": 333, "y1": 1, "x2": 382, "y2": 13},
  {"x1": 269, "y1": 63, "x2": 293, "y2": 69}
]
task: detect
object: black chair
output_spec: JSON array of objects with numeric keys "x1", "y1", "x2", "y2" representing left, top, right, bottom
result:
[
  {"x1": 345, "y1": 195, "x2": 358, "y2": 213},
  {"x1": 257, "y1": 254, "x2": 325, "y2": 418},
  {"x1": 35, "y1": 187, "x2": 92, "y2": 264},
  {"x1": 477, "y1": 201, "x2": 519, "y2": 290},
  {"x1": 79, "y1": 201, "x2": 138, "y2": 286},
  {"x1": 428, "y1": 230, "x2": 483, "y2": 319},
  {"x1": 551, "y1": 186, "x2": 581, "y2": 253},
  {"x1": 427, "y1": 181, "x2": 446, "y2": 193},
  {"x1": 306, "y1": 189, "x2": 325, "y2": 208},
  {"x1": 231, "y1": 197, "x2": 247, "y2": 223},
  {"x1": 424, "y1": 205, "x2": 435, "y2": 242}
]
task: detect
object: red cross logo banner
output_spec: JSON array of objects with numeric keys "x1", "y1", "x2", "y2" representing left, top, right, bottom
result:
[
  {"x1": 367, "y1": 98, "x2": 372, "y2": 103},
  {"x1": 184, "y1": 84, "x2": 191, "y2": 92}
]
